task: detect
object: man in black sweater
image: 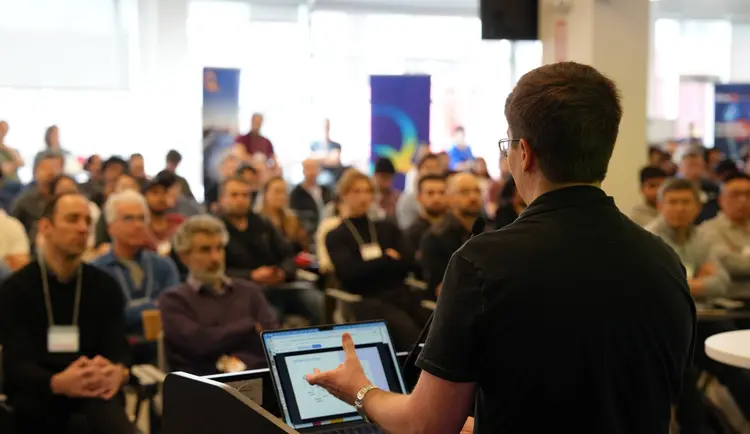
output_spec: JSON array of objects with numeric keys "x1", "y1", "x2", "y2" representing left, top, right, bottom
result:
[
  {"x1": 325, "y1": 170, "x2": 430, "y2": 351},
  {"x1": 0, "y1": 192, "x2": 131, "y2": 434},
  {"x1": 403, "y1": 174, "x2": 447, "y2": 278}
]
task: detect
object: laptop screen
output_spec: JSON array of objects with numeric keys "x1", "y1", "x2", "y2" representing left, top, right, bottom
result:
[{"x1": 262, "y1": 321, "x2": 406, "y2": 430}]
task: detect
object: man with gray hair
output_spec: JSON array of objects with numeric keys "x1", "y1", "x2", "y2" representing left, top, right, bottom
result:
[
  {"x1": 92, "y1": 189, "x2": 180, "y2": 335},
  {"x1": 158, "y1": 214, "x2": 278, "y2": 375}
]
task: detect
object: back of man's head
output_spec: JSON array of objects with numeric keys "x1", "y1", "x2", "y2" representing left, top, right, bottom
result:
[{"x1": 504, "y1": 62, "x2": 622, "y2": 184}]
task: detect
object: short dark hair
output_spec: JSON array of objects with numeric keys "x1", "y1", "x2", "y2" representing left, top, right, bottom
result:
[
  {"x1": 417, "y1": 153, "x2": 439, "y2": 170},
  {"x1": 639, "y1": 166, "x2": 668, "y2": 185},
  {"x1": 504, "y1": 62, "x2": 623, "y2": 184},
  {"x1": 722, "y1": 171, "x2": 750, "y2": 188},
  {"x1": 49, "y1": 175, "x2": 78, "y2": 195},
  {"x1": 83, "y1": 155, "x2": 100, "y2": 172},
  {"x1": 374, "y1": 158, "x2": 396, "y2": 175},
  {"x1": 417, "y1": 174, "x2": 446, "y2": 193},
  {"x1": 220, "y1": 176, "x2": 248, "y2": 195},
  {"x1": 237, "y1": 165, "x2": 257, "y2": 176},
  {"x1": 453, "y1": 126, "x2": 465, "y2": 135},
  {"x1": 41, "y1": 192, "x2": 84, "y2": 222},
  {"x1": 715, "y1": 159, "x2": 739, "y2": 178},
  {"x1": 166, "y1": 150, "x2": 182, "y2": 164},
  {"x1": 657, "y1": 178, "x2": 700, "y2": 203},
  {"x1": 34, "y1": 151, "x2": 62, "y2": 173}
]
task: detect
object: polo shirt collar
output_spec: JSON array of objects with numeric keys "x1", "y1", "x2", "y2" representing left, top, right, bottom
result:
[
  {"x1": 187, "y1": 275, "x2": 233, "y2": 294},
  {"x1": 98, "y1": 248, "x2": 147, "y2": 267},
  {"x1": 519, "y1": 185, "x2": 614, "y2": 220}
]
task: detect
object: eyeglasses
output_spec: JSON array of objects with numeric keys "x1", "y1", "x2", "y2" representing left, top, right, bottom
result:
[{"x1": 498, "y1": 138, "x2": 521, "y2": 158}]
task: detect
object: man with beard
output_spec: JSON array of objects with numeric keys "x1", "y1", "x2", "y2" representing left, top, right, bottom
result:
[
  {"x1": 141, "y1": 171, "x2": 186, "y2": 255},
  {"x1": 420, "y1": 172, "x2": 482, "y2": 297},
  {"x1": 159, "y1": 214, "x2": 278, "y2": 375},
  {"x1": 403, "y1": 174, "x2": 448, "y2": 277},
  {"x1": 0, "y1": 192, "x2": 132, "y2": 433}
]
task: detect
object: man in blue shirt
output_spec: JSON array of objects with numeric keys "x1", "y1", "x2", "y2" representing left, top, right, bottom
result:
[
  {"x1": 92, "y1": 189, "x2": 180, "y2": 335},
  {"x1": 446, "y1": 126, "x2": 474, "y2": 171}
]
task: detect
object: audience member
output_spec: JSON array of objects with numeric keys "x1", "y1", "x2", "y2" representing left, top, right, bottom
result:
[
  {"x1": 237, "y1": 164, "x2": 261, "y2": 205},
  {"x1": 705, "y1": 147, "x2": 725, "y2": 183},
  {"x1": 164, "y1": 149, "x2": 195, "y2": 200},
  {"x1": 33, "y1": 125, "x2": 70, "y2": 171},
  {"x1": 93, "y1": 190, "x2": 180, "y2": 335},
  {"x1": 290, "y1": 159, "x2": 334, "y2": 238},
  {"x1": 373, "y1": 158, "x2": 400, "y2": 220},
  {"x1": 310, "y1": 118, "x2": 343, "y2": 185},
  {"x1": 219, "y1": 177, "x2": 323, "y2": 324},
  {"x1": 48, "y1": 175, "x2": 101, "y2": 260},
  {"x1": 421, "y1": 173, "x2": 482, "y2": 296},
  {"x1": 0, "y1": 165, "x2": 14, "y2": 212},
  {"x1": 0, "y1": 207, "x2": 30, "y2": 271},
  {"x1": 325, "y1": 169, "x2": 430, "y2": 351},
  {"x1": 80, "y1": 155, "x2": 104, "y2": 199},
  {"x1": 403, "y1": 174, "x2": 447, "y2": 276},
  {"x1": 436, "y1": 151, "x2": 450, "y2": 175},
  {"x1": 647, "y1": 178, "x2": 729, "y2": 297},
  {"x1": 648, "y1": 145, "x2": 668, "y2": 168},
  {"x1": 141, "y1": 172, "x2": 186, "y2": 254},
  {"x1": 315, "y1": 196, "x2": 346, "y2": 275},
  {"x1": 630, "y1": 166, "x2": 668, "y2": 226},
  {"x1": 205, "y1": 153, "x2": 240, "y2": 211},
  {"x1": 91, "y1": 156, "x2": 128, "y2": 208},
  {"x1": 259, "y1": 176, "x2": 309, "y2": 253},
  {"x1": 715, "y1": 158, "x2": 740, "y2": 182},
  {"x1": 403, "y1": 142, "x2": 432, "y2": 195},
  {"x1": 235, "y1": 113, "x2": 278, "y2": 174},
  {"x1": 494, "y1": 178, "x2": 525, "y2": 229},
  {"x1": 0, "y1": 120, "x2": 24, "y2": 182},
  {"x1": 0, "y1": 192, "x2": 131, "y2": 434},
  {"x1": 165, "y1": 174, "x2": 203, "y2": 217},
  {"x1": 128, "y1": 153, "x2": 148, "y2": 189},
  {"x1": 94, "y1": 173, "x2": 141, "y2": 248},
  {"x1": 160, "y1": 215, "x2": 279, "y2": 375},
  {"x1": 698, "y1": 172, "x2": 750, "y2": 293},
  {"x1": 447, "y1": 126, "x2": 474, "y2": 171},
  {"x1": 676, "y1": 146, "x2": 720, "y2": 224},
  {"x1": 12, "y1": 152, "x2": 61, "y2": 239},
  {"x1": 396, "y1": 153, "x2": 442, "y2": 230}
]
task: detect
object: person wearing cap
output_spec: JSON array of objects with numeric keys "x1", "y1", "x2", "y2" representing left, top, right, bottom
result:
[
  {"x1": 92, "y1": 190, "x2": 180, "y2": 335},
  {"x1": 141, "y1": 171, "x2": 186, "y2": 255},
  {"x1": 630, "y1": 166, "x2": 668, "y2": 227},
  {"x1": 373, "y1": 158, "x2": 400, "y2": 220}
]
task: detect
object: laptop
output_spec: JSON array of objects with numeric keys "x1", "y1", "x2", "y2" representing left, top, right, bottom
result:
[{"x1": 262, "y1": 321, "x2": 407, "y2": 433}]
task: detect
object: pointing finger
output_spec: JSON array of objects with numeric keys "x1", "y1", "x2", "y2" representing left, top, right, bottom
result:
[{"x1": 342, "y1": 333, "x2": 357, "y2": 359}]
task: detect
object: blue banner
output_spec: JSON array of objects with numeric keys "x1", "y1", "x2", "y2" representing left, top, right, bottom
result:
[
  {"x1": 370, "y1": 75, "x2": 431, "y2": 191},
  {"x1": 202, "y1": 67, "x2": 240, "y2": 199},
  {"x1": 715, "y1": 84, "x2": 750, "y2": 159}
]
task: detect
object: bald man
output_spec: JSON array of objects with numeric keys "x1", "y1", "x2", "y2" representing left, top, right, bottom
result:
[
  {"x1": 420, "y1": 173, "x2": 483, "y2": 296},
  {"x1": 290, "y1": 159, "x2": 334, "y2": 236}
]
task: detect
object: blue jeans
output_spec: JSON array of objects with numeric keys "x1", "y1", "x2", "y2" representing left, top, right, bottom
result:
[{"x1": 264, "y1": 283, "x2": 324, "y2": 325}]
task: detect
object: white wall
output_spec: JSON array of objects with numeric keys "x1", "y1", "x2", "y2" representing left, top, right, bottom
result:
[{"x1": 730, "y1": 23, "x2": 750, "y2": 83}]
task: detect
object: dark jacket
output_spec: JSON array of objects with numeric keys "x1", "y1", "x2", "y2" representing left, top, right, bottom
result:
[
  {"x1": 222, "y1": 213, "x2": 297, "y2": 282},
  {"x1": 420, "y1": 213, "x2": 471, "y2": 295},
  {"x1": 289, "y1": 184, "x2": 333, "y2": 236}
]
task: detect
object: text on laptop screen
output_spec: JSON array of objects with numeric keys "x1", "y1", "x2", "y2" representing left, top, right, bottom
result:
[{"x1": 263, "y1": 322, "x2": 405, "y2": 430}]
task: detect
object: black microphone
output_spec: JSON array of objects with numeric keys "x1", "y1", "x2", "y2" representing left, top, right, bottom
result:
[{"x1": 402, "y1": 216, "x2": 487, "y2": 390}]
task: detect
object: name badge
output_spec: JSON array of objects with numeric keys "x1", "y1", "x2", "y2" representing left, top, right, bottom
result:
[
  {"x1": 360, "y1": 244, "x2": 383, "y2": 261},
  {"x1": 684, "y1": 263, "x2": 695, "y2": 279},
  {"x1": 48, "y1": 326, "x2": 80, "y2": 353}
]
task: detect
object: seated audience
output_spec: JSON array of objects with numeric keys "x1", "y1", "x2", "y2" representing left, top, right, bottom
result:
[
  {"x1": 494, "y1": 178, "x2": 526, "y2": 229},
  {"x1": 48, "y1": 175, "x2": 101, "y2": 260},
  {"x1": 80, "y1": 154, "x2": 104, "y2": 199},
  {"x1": 205, "y1": 153, "x2": 240, "y2": 212},
  {"x1": 93, "y1": 190, "x2": 180, "y2": 334},
  {"x1": 698, "y1": 172, "x2": 750, "y2": 293},
  {"x1": 290, "y1": 158, "x2": 334, "y2": 238},
  {"x1": 421, "y1": 173, "x2": 482, "y2": 296},
  {"x1": 403, "y1": 175, "x2": 447, "y2": 271},
  {"x1": 128, "y1": 153, "x2": 149, "y2": 189},
  {"x1": 94, "y1": 173, "x2": 141, "y2": 248},
  {"x1": 715, "y1": 158, "x2": 740, "y2": 182},
  {"x1": 0, "y1": 207, "x2": 30, "y2": 271},
  {"x1": 91, "y1": 156, "x2": 128, "y2": 208},
  {"x1": 325, "y1": 169, "x2": 430, "y2": 351},
  {"x1": 237, "y1": 164, "x2": 261, "y2": 207},
  {"x1": 219, "y1": 176, "x2": 323, "y2": 324},
  {"x1": 647, "y1": 178, "x2": 729, "y2": 297},
  {"x1": 436, "y1": 151, "x2": 450, "y2": 175},
  {"x1": 705, "y1": 147, "x2": 725, "y2": 184},
  {"x1": 258, "y1": 176, "x2": 309, "y2": 253},
  {"x1": 0, "y1": 192, "x2": 131, "y2": 434},
  {"x1": 141, "y1": 172, "x2": 186, "y2": 254},
  {"x1": 160, "y1": 215, "x2": 278, "y2": 375},
  {"x1": 161, "y1": 170, "x2": 203, "y2": 217},
  {"x1": 373, "y1": 158, "x2": 400, "y2": 220},
  {"x1": 12, "y1": 152, "x2": 61, "y2": 240},
  {"x1": 164, "y1": 149, "x2": 195, "y2": 200},
  {"x1": 396, "y1": 153, "x2": 443, "y2": 230},
  {"x1": 629, "y1": 166, "x2": 667, "y2": 227},
  {"x1": 676, "y1": 146, "x2": 720, "y2": 224}
]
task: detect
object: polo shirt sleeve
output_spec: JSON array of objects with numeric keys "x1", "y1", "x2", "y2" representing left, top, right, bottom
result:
[{"x1": 416, "y1": 251, "x2": 482, "y2": 383}]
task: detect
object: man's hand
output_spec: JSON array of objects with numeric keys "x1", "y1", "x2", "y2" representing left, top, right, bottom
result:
[
  {"x1": 91, "y1": 356, "x2": 126, "y2": 400},
  {"x1": 385, "y1": 249, "x2": 401, "y2": 260},
  {"x1": 268, "y1": 268, "x2": 286, "y2": 286},
  {"x1": 461, "y1": 417, "x2": 475, "y2": 433},
  {"x1": 306, "y1": 333, "x2": 371, "y2": 406},
  {"x1": 698, "y1": 262, "x2": 718, "y2": 278},
  {"x1": 250, "y1": 266, "x2": 276, "y2": 284},
  {"x1": 51, "y1": 357, "x2": 105, "y2": 398}
]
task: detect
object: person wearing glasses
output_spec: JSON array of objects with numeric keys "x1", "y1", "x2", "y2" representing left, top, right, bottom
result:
[{"x1": 305, "y1": 62, "x2": 695, "y2": 434}]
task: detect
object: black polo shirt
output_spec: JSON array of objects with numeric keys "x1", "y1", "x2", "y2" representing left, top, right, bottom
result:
[{"x1": 416, "y1": 186, "x2": 696, "y2": 434}]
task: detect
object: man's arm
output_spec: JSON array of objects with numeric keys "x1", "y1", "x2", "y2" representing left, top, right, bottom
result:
[
  {"x1": 159, "y1": 291, "x2": 256, "y2": 357},
  {"x1": 97, "y1": 273, "x2": 131, "y2": 367},
  {"x1": 691, "y1": 260, "x2": 730, "y2": 297},
  {"x1": 247, "y1": 282, "x2": 280, "y2": 331}
]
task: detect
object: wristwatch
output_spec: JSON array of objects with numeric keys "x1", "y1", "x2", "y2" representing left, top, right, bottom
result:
[{"x1": 354, "y1": 385, "x2": 380, "y2": 423}]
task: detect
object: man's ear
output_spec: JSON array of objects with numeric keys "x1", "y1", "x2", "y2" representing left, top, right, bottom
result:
[{"x1": 519, "y1": 138, "x2": 534, "y2": 172}]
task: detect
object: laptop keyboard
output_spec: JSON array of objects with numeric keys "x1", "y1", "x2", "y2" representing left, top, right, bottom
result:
[{"x1": 319, "y1": 425, "x2": 383, "y2": 434}]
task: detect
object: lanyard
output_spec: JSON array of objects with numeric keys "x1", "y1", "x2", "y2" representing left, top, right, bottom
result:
[
  {"x1": 343, "y1": 218, "x2": 378, "y2": 247},
  {"x1": 39, "y1": 259, "x2": 83, "y2": 327},
  {"x1": 113, "y1": 255, "x2": 155, "y2": 307}
]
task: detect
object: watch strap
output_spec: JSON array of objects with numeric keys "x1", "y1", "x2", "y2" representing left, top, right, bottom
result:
[{"x1": 354, "y1": 384, "x2": 380, "y2": 423}]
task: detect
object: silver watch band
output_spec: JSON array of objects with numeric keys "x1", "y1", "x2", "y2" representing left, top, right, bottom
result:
[{"x1": 354, "y1": 384, "x2": 380, "y2": 423}]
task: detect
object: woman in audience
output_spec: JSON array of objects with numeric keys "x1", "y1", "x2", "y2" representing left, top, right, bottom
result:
[
  {"x1": 316, "y1": 195, "x2": 346, "y2": 274},
  {"x1": 258, "y1": 176, "x2": 309, "y2": 253},
  {"x1": 325, "y1": 169, "x2": 430, "y2": 351}
]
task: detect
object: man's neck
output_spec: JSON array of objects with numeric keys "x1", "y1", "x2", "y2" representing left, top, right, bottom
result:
[
  {"x1": 112, "y1": 242, "x2": 138, "y2": 260},
  {"x1": 524, "y1": 180, "x2": 601, "y2": 205},
  {"x1": 42, "y1": 248, "x2": 81, "y2": 281},
  {"x1": 452, "y1": 210, "x2": 476, "y2": 231}
]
